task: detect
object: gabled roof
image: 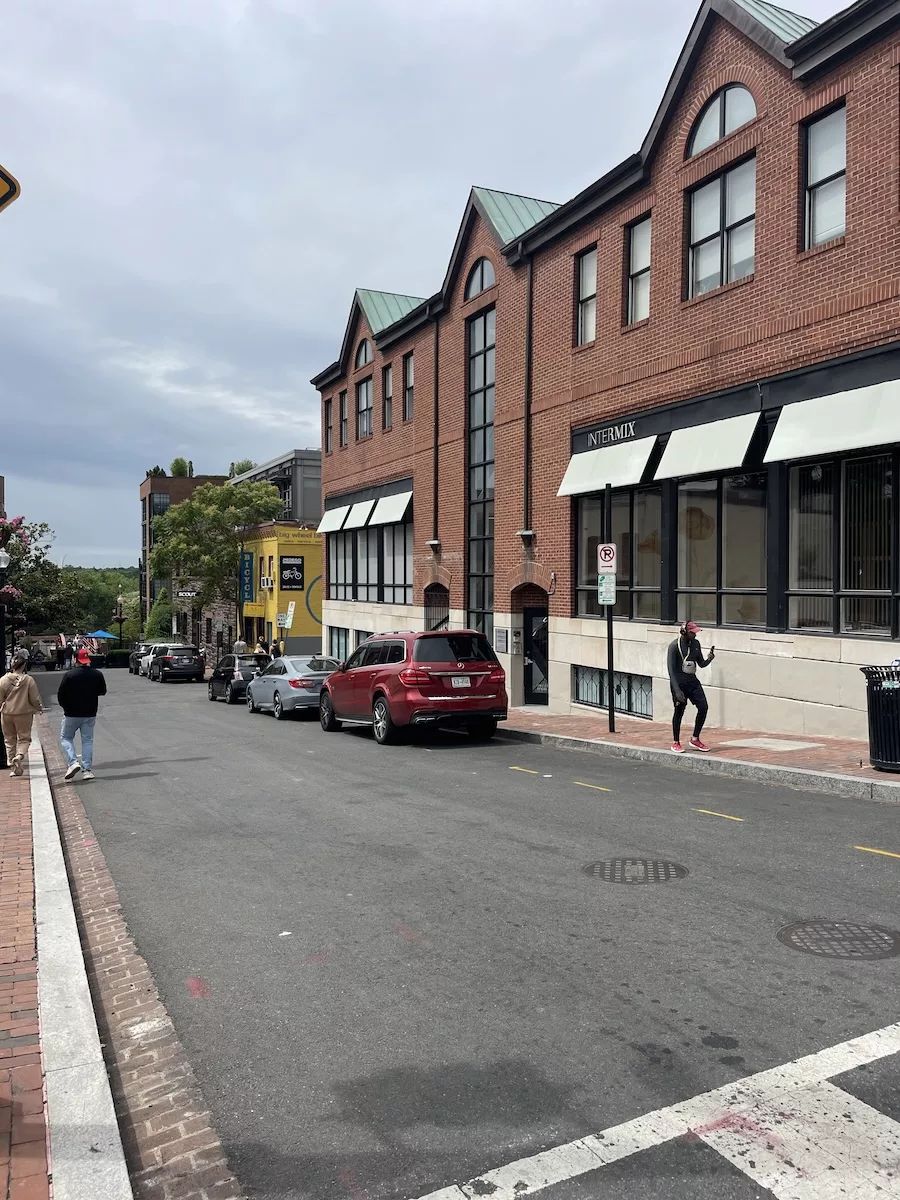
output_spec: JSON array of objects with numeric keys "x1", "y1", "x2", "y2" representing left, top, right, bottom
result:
[
  {"x1": 357, "y1": 289, "x2": 426, "y2": 335},
  {"x1": 472, "y1": 187, "x2": 560, "y2": 245}
]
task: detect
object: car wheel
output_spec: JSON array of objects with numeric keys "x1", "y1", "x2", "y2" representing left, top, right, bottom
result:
[
  {"x1": 208, "y1": 681, "x2": 217, "y2": 702},
  {"x1": 468, "y1": 718, "x2": 498, "y2": 743},
  {"x1": 319, "y1": 692, "x2": 342, "y2": 732},
  {"x1": 273, "y1": 692, "x2": 287, "y2": 720},
  {"x1": 372, "y1": 696, "x2": 396, "y2": 745},
  {"x1": 225, "y1": 682, "x2": 236, "y2": 705},
  {"x1": 247, "y1": 689, "x2": 259, "y2": 713}
]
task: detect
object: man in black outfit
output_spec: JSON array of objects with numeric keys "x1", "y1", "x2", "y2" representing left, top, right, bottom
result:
[
  {"x1": 58, "y1": 648, "x2": 107, "y2": 781},
  {"x1": 667, "y1": 620, "x2": 715, "y2": 754}
]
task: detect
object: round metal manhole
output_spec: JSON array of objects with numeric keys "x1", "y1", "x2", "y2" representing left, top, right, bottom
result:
[
  {"x1": 777, "y1": 919, "x2": 900, "y2": 961},
  {"x1": 581, "y1": 858, "x2": 689, "y2": 884}
]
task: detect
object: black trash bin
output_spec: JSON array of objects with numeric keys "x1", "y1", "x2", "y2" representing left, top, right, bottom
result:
[{"x1": 860, "y1": 665, "x2": 900, "y2": 771}]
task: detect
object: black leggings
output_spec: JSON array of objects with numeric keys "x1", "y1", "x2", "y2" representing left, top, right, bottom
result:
[{"x1": 672, "y1": 683, "x2": 708, "y2": 742}]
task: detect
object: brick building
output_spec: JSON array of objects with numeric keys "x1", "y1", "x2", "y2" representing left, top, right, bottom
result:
[{"x1": 313, "y1": 0, "x2": 900, "y2": 739}]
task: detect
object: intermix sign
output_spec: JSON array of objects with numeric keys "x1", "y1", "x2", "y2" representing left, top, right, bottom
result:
[{"x1": 240, "y1": 551, "x2": 255, "y2": 603}]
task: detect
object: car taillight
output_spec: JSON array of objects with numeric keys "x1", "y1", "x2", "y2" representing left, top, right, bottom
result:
[
  {"x1": 289, "y1": 678, "x2": 317, "y2": 690},
  {"x1": 398, "y1": 667, "x2": 431, "y2": 687},
  {"x1": 163, "y1": 656, "x2": 173, "y2": 663},
  {"x1": 489, "y1": 667, "x2": 505, "y2": 683}
]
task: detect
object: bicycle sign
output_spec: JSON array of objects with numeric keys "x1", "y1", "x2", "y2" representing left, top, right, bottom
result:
[{"x1": 597, "y1": 542, "x2": 617, "y2": 573}]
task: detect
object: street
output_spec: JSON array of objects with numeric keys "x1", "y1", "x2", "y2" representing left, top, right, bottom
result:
[{"x1": 38, "y1": 671, "x2": 900, "y2": 1200}]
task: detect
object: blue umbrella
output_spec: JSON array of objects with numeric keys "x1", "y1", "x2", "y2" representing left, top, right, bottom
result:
[{"x1": 87, "y1": 630, "x2": 117, "y2": 639}]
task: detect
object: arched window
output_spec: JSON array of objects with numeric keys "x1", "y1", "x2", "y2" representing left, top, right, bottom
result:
[
  {"x1": 687, "y1": 85, "x2": 756, "y2": 157},
  {"x1": 355, "y1": 338, "x2": 373, "y2": 368},
  {"x1": 465, "y1": 257, "x2": 496, "y2": 301}
]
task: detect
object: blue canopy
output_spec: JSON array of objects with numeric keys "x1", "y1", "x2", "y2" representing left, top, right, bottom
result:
[{"x1": 87, "y1": 630, "x2": 117, "y2": 639}]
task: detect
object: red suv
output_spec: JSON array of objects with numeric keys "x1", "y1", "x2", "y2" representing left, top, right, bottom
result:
[{"x1": 319, "y1": 630, "x2": 507, "y2": 745}]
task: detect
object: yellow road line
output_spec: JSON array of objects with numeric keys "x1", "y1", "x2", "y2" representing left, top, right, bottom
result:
[
  {"x1": 855, "y1": 844, "x2": 900, "y2": 860},
  {"x1": 574, "y1": 781, "x2": 611, "y2": 793},
  {"x1": 693, "y1": 808, "x2": 744, "y2": 822},
  {"x1": 509, "y1": 766, "x2": 539, "y2": 775}
]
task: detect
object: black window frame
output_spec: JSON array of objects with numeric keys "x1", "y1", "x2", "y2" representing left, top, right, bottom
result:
[
  {"x1": 382, "y1": 363, "x2": 393, "y2": 430},
  {"x1": 802, "y1": 103, "x2": 847, "y2": 251},
  {"x1": 324, "y1": 397, "x2": 333, "y2": 454},
  {"x1": 465, "y1": 257, "x2": 496, "y2": 300},
  {"x1": 355, "y1": 376, "x2": 373, "y2": 440},
  {"x1": 572, "y1": 664, "x2": 653, "y2": 719},
  {"x1": 575, "y1": 486, "x2": 663, "y2": 621},
  {"x1": 355, "y1": 338, "x2": 373, "y2": 368},
  {"x1": 402, "y1": 353, "x2": 414, "y2": 422},
  {"x1": 325, "y1": 522, "x2": 413, "y2": 606},
  {"x1": 328, "y1": 627, "x2": 349, "y2": 662},
  {"x1": 575, "y1": 246, "x2": 597, "y2": 346},
  {"x1": 687, "y1": 155, "x2": 756, "y2": 299},
  {"x1": 686, "y1": 84, "x2": 757, "y2": 158},
  {"x1": 625, "y1": 215, "x2": 652, "y2": 325},
  {"x1": 339, "y1": 390, "x2": 348, "y2": 448},
  {"x1": 467, "y1": 305, "x2": 496, "y2": 641}
]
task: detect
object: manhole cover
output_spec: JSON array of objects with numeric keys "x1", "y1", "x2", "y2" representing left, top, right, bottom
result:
[
  {"x1": 581, "y1": 858, "x2": 689, "y2": 884},
  {"x1": 777, "y1": 919, "x2": 900, "y2": 961}
]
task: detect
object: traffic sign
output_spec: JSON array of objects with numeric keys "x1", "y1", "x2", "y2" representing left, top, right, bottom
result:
[
  {"x1": 597, "y1": 542, "x2": 617, "y2": 573},
  {"x1": 276, "y1": 612, "x2": 288, "y2": 628},
  {"x1": 0, "y1": 165, "x2": 20, "y2": 216},
  {"x1": 597, "y1": 573, "x2": 616, "y2": 605},
  {"x1": 285, "y1": 601, "x2": 296, "y2": 630}
]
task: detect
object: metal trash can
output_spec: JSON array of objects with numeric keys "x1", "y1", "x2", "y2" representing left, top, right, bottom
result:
[{"x1": 860, "y1": 666, "x2": 900, "y2": 771}]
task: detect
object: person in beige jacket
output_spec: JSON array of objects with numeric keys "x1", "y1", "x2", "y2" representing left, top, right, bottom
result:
[{"x1": 0, "y1": 651, "x2": 44, "y2": 777}]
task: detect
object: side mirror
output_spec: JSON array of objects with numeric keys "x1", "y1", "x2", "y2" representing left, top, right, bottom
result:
[{"x1": 339, "y1": 662, "x2": 347, "y2": 673}]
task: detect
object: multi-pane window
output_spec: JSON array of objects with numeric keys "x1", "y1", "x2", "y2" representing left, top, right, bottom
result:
[
  {"x1": 324, "y1": 399, "x2": 333, "y2": 453},
  {"x1": 576, "y1": 247, "x2": 597, "y2": 345},
  {"x1": 355, "y1": 528, "x2": 379, "y2": 602},
  {"x1": 339, "y1": 390, "x2": 348, "y2": 447},
  {"x1": 328, "y1": 627, "x2": 349, "y2": 661},
  {"x1": 465, "y1": 257, "x2": 496, "y2": 300},
  {"x1": 356, "y1": 377, "x2": 373, "y2": 440},
  {"x1": 150, "y1": 492, "x2": 171, "y2": 518},
  {"x1": 689, "y1": 158, "x2": 755, "y2": 296},
  {"x1": 677, "y1": 473, "x2": 767, "y2": 627},
  {"x1": 804, "y1": 106, "x2": 846, "y2": 249},
  {"x1": 626, "y1": 217, "x2": 651, "y2": 324},
  {"x1": 576, "y1": 488, "x2": 662, "y2": 619},
  {"x1": 383, "y1": 522, "x2": 413, "y2": 605},
  {"x1": 402, "y1": 353, "x2": 414, "y2": 421},
  {"x1": 355, "y1": 339, "x2": 373, "y2": 368},
  {"x1": 573, "y1": 665, "x2": 653, "y2": 719},
  {"x1": 382, "y1": 364, "x2": 393, "y2": 430},
  {"x1": 687, "y1": 85, "x2": 757, "y2": 157},
  {"x1": 327, "y1": 530, "x2": 354, "y2": 600},
  {"x1": 467, "y1": 307, "x2": 495, "y2": 641},
  {"x1": 326, "y1": 523, "x2": 412, "y2": 605},
  {"x1": 789, "y1": 454, "x2": 893, "y2": 635}
]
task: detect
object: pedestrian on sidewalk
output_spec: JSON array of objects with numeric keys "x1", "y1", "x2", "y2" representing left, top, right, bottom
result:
[
  {"x1": 233, "y1": 633, "x2": 247, "y2": 654},
  {"x1": 667, "y1": 620, "x2": 715, "y2": 754},
  {"x1": 57, "y1": 648, "x2": 107, "y2": 781},
  {"x1": 0, "y1": 651, "x2": 44, "y2": 777}
]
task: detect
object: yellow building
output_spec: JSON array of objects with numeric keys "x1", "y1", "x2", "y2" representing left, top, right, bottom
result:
[{"x1": 240, "y1": 522, "x2": 323, "y2": 653}]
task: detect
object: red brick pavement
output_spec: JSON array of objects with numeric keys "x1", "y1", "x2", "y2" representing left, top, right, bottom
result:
[{"x1": 505, "y1": 707, "x2": 879, "y2": 780}]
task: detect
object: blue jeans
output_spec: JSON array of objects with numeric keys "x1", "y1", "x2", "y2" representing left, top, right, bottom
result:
[{"x1": 60, "y1": 716, "x2": 96, "y2": 770}]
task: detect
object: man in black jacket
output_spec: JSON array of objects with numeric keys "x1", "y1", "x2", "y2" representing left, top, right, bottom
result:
[
  {"x1": 667, "y1": 621, "x2": 715, "y2": 754},
  {"x1": 57, "y1": 649, "x2": 107, "y2": 781}
]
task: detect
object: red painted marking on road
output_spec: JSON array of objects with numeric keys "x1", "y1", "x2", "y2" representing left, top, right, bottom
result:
[
  {"x1": 691, "y1": 1112, "x2": 771, "y2": 1139},
  {"x1": 337, "y1": 1166, "x2": 365, "y2": 1200},
  {"x1": 301, "y1": 953, "x2": 328, "y2": 965},
  {"x1": 394, "y1": 924, "x2": 421, "y2": 942},
  {"x1": 185, "y1": 976, "x2": 211, "y2": 998}
]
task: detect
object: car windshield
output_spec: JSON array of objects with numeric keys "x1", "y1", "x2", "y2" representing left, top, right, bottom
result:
[
  {"x1": 413, "y1": 635, "x2": 497, "y2": 663},
  {"x1": 171, "y1": 646, "x2": 198, "y2": 654},
  {"x1": 237, "y1": 654, "x2": 267, "y2": 666}
]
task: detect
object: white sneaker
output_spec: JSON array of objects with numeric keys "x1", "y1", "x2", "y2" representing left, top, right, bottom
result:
[
  {"x1": 64, "y1": 762, "x2": 81, "y2": 780},
  {"x1": 81, "y1": 770, "x2": 95, "y2": 781},
  {"x1": 12, "y1": 756, "x2": 23, "y2": 777}
]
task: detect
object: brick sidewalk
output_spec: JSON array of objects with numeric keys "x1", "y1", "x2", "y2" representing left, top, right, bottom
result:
[
  {"x1": 505, "y1": 707, "x2": 877, "y2": 780},
  {"x1": 0, "y1": 761, "x2": 50, "y2": 1200}
]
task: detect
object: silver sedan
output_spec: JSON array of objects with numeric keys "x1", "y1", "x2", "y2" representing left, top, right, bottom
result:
[{"x1": 246, "y1": 655, "x2": 341, "y2": 720}]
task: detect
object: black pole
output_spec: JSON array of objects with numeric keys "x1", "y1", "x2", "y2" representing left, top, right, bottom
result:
[
  {"x1": 0, "y1": 601, "x2": 6, "y2": 769},
  {"x1": 605, "y1": 482, "x2": 616, "y2": 734}
]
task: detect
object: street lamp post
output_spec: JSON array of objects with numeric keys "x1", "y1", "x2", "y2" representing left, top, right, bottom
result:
[
  {"x1": 113, "y1": 594, "x2": 125, "y2": 648},
  {"x1": 0, "y1": 547, "x2": 10, "y2": 769}
]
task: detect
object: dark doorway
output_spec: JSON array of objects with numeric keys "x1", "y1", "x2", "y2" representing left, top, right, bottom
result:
[
  {"x1": 425, "y1": 584, "x2": 450, "y2": 631},
  {"x1": 523, "y1": 607, "x2": 549, "y2": 705}
]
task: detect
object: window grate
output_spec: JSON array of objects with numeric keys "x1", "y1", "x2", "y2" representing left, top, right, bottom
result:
[{"x1": 573, "y1": 665, "x2": 653, "y2": 719}]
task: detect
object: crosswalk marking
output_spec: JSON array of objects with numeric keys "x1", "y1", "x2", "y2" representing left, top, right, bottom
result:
[{"x1": 410, "y1": 1021, "x2": 900, "y2": 1200}]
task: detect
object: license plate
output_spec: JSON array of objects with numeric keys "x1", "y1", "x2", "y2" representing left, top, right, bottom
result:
[{"x1": 451, "y1": 675, "x2": 471, "y2": 688}]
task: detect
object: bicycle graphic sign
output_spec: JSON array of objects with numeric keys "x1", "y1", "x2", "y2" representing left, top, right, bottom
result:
[{"x1": 279, "y1": 555, "x2": 305, "y2": 591}]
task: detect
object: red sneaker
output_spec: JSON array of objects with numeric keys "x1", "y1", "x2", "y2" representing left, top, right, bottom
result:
[
  {"x1": 671, "y1": 741, "x2": 684, "y2": 754},
  {"x1": 689, "y1": 737, "x2": 710, "y2": 752}
]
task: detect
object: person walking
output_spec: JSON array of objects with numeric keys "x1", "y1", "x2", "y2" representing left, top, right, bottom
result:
[
  {"x1": 233, "y1": 633, "x2": 247, "y2": 654},
  {"x1": 58, "y1": 648, "x2": 107, "y2": 781},
  {"x1": 55, "y1": 638, "x2": 66, "y2": 672},
  {"x1": 667, "y1": 620, "x2": 715, "y2": 754},
  {"x1": 0, "y1": 651, "x2": 44, "y2": 777}
]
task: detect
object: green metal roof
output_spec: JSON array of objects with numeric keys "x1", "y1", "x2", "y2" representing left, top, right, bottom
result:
[
  {"x1": 356, "y1": 289, "x2": 425, "y2": 334},
  {"x1": 473, "y1": 187, "x2": 560, "y2": 245},
  {"x1": 731, "y1": 0, "x2": 817, "y2": 42}
]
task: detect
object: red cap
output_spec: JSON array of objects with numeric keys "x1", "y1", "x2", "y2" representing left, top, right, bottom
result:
[
  {"x1": 682, "y1": 620, "x2": 702, "y2": 635},
  {"x1": 76, "y1": 649, "x2": 91, "y2": 665}
]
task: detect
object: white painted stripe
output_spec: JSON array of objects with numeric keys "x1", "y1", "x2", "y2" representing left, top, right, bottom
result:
[{"x1": 410, "y1": 1021, "x2": 900, "y2": 1200}]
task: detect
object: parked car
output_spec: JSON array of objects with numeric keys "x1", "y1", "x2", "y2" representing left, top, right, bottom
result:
[
  {"x1": 319, "y1": 630, "x2": 507, "y2": 745},
  {"x1": 247, "y1": 655, "x2": 341, "y2": 720},
  {"x1": 148, "y1": 644, "x2": 205, "y2": 682},
  {"x1": 139, "y1": 643, "x2": 173, "y2": 676},
  {"x1": 207, "y1": 653, "x2": 270, "y2": 704},
  {"x1": 129, "y1": 642, "x2": 156, "y2": 674}
]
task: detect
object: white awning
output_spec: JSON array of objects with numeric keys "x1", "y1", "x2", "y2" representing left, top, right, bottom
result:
[
  {"x1": 557, "y1": 436, "x2": 657, "y2": 497},
  {"x1": 765, "y1": 380, "x2": 900, "y2": 462},
  {"x1": 369, "y1": 490, "x2": 413, "y2": 525},
  {"x1": 316, "y1": 505, "x2": 350, "y2": 533},
  {"x1": 654, "y1": 412, "x2": 759, "y2": 480},
  {"x1": 343, "y1": 499, "x2": 376, "y2": 529}
]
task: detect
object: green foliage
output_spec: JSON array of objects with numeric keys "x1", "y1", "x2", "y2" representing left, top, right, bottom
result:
[
  {"x1": 146, "y1": 465, "x2": 166, "y2": 478},
  {"x1": 144, "y1": 587, "x2": 173, "y2": 639},
  {"x1": 2, "y1": 520, "x2": 84, "y2": 633},
  {"x1": 229, "y1": 459, "x2": 256, "y2": 478},
  {"x1": 105, "y1": 649, "x2": 133, "y2": 668},
  {"x1": 61, "y1": 569, "x2": 139, "y2": 636},
  {"x1": 170, "y1": 457, "x2": 189, "y2": 477}
]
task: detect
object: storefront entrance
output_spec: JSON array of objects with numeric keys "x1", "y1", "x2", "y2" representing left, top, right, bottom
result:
[{"x1": 523, "y1": 607, "x2": 549, "y2": 705}]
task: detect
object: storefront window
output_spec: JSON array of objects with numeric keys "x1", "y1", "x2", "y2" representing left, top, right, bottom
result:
[
  {"x1": 576, "y1": 488, "x2": 661, "y2": 618},
  {"x1": 327, "y1": 523, "x2": 412, "y2": 605}
]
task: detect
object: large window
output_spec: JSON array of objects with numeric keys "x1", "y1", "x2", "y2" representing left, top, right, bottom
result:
[
  {"x1": 677, "y1": 473, "x2": 767, "y2": 626},
  {"x1": 789, "y1": 455, "x2": 892, "y2": 635},
  {"x1": 326, "y1": 523, "x2": 412, "y2": 605},
  {"x1": 576, "y1": 247, "x2": 597, "y2": 345},
  {"x1": 626, "y1": 217, "x2": 651, "y2": 324},
  {"x1": 339, "y1": 390, "x2": 348, "y2": 448},
  {"x1": 688, "y1": 158, "x2": 755, "y2": 296},
  {"x1": 577, "y1": 488, "x2": 662, "y2": 619},
  {"x1": 327, "y1": 530, "x2": 354, "y2": 601},
  {"x1": 328, "y1": 627, "x2": 349, "y2": 662},
  {"x1": 804, "y1": 106, "x2": 846, "y2": 249},
  {"x1": 150, "y1": 492, "x2": 171, "y2": 518},
  {"x1": 356, "y1": 528, "x2": 379, "y2": 602},
  {"x1": 465, "y1": 257, "x2": 496, "y2": 300},
  {"x1": 402, "y1": 353, "x2": 414, "y2": 421},
  {"x1": 356, "y1": 377, "x2": 373, "y2": 440},
  {"x1": 468, "y1": 307, "x2": 495, "y2": 641},
  {"x1": 382, "y1": 364, "x2": 393, "y2": 430},
  {"x1": 355, "y1": 339, "x2": 373, "y2": 368},
  {"x1": 687, "y1": 85, "x2": 757, "y2": 157},
  {"x1": 324, "y1": 398, "x2": 333, "y2": 453},
  {"x1": 383, "y1": 522, "x2": 413, "y2": 605}
]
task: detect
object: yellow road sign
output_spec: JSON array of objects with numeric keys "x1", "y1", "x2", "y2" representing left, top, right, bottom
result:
[{"x1": 0, "y1": 164, "x2": 20, "y2": 215}]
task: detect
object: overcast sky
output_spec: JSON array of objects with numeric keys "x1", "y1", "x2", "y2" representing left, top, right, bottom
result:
[{"x1": 2, "y1": 0, "x2": 840, "y2": 566}]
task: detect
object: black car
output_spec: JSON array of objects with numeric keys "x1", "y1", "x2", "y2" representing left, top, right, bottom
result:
[
  {"x1": 208, "y1": 653, "x2": 269, "y2": 704},
  {"x1": 148, "y1": 644, "x2": 205, "y2": 682},
  {"x1": 129, "y1": 642, "x2": 155, "y2": 674}
]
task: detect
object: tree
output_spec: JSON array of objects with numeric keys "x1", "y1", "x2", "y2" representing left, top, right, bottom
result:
[
  {"x1": 229, "y1": 459, "x2": 256, "y2": 478},
  {"x1": 149, "y1": 481, "x2": 282, "y2": 636},
  {"x1": 144, "y1": 587, "x2": 173, "y2": 639},
  {"x1": 1, "y1": 518, "x2": 85, "y2": 632},
  {"x1": 170, "y1": 457, "x2": 189, "y2": 477},
  {"x1": 146, "y1": 466, "x2": 166, "y2": 478}
]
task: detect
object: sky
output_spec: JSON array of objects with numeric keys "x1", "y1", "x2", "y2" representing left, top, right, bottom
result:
[{"x1": 2, "y1": 0, "x2": 841, "y2": 566}]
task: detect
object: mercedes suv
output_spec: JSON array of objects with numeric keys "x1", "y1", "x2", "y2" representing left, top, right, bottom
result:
[{"x1": 319, "y1": 630, "x2": 507, "y2": 745}]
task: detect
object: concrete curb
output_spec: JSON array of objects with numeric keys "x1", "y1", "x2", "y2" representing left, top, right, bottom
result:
[
  {"x1": 29, "y1": 731, "x2": 134, "y2": 1200},
  {"x1": 497, "y1": 727, "x2": 900, "y2": 804}
]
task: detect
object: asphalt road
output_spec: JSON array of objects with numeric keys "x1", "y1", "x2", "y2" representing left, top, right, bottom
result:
[{"x1": 37, "y1": 671, "x2": 900, "y2": 1199}]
